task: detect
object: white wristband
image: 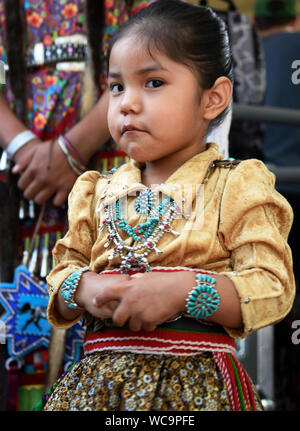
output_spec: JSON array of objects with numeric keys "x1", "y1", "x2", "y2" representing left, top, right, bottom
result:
[{"x1": 6, "y1": 130, "x2": 37, "y2": 160}]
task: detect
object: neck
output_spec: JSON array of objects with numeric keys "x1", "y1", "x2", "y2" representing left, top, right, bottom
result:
[
  {"x1": 258, "y1": 24, "x2": 297, "y2": 37},
  {"x1": 141, "y1": 144, "x2": 207, "y2": 188}
]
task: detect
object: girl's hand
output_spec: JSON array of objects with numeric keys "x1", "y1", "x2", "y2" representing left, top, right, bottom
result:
[
  {"x1": 74, "y1": 271, "x2": 130, "y2": 319},
  {"x1": 93, "y1": 271, "x2": 196, "y2": 332}
]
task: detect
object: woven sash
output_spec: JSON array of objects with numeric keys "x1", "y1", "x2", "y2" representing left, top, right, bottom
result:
[
  {"x1": 84, "y1": 321, "x2": 236, "y2": 356},
  {"x1": 84, "y1": 266, "x2": 236, "y2": 356}
]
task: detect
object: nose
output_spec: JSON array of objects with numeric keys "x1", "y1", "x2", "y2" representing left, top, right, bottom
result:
[{"x1": 120, "y1": 88, "x2": 142, "y2": 115}]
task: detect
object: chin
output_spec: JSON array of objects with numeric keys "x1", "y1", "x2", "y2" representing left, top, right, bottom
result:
[
  {"x1": 129, "y1": 154, "x2": 150, "y2": 163},
  {"x1": 119, "y1": 144, "x2": 149, "y2": 162}
]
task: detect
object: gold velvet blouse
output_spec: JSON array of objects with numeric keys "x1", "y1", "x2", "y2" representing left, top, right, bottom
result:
[{"x1": 46, "y1": 143, "x2": 295, "y2": 339}]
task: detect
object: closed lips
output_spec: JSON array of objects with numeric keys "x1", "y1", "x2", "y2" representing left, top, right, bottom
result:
[{"x1": 122, "y1": 125, "x2": 144, "y2": 134}]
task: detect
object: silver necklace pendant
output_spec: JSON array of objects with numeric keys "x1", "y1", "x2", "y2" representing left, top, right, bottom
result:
[
  {"x1": 120, "y1": 253, "x2": 151, "y2": 273},
  {"x1": 101, "y1": 194, "x2": 181, "y2": 273}
]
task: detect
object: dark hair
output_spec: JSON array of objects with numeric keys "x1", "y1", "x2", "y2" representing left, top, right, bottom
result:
[{"x1": 107, "y1": 0, "x2": 233, "y2": 131}]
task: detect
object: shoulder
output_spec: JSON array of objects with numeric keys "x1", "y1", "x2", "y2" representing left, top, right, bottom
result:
[
  {"x1": 218, "y1": 158, "x2": 293, "y2": 231},
  {"x1": 72, "y1": 169, "x2": 116, "y2": 191},
  {"x1": 213, "y1": 158, "x2": 275, "y2": 188},
  {"x1": 218, "y1": 158, "x2": 276, "y2": 210},
  {"x1": 68, "y1": 169, "x2": 116, "y2": 205},
  {"x1": 219, "y1": 158, "x2": 276, "y2": 189}
]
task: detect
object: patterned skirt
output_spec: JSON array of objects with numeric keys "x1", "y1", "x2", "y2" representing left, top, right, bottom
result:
[{"x1": 38, "y1": 351, "x2": 263, "y2": 411}]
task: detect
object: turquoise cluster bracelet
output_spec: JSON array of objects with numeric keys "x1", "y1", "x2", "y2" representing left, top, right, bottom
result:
[
  {"x1": 60, "y1": 266, "x2": 90, "y2": 310},
  {"x1": 186, "y1": 274, "x2": 220, "y2": 319}
]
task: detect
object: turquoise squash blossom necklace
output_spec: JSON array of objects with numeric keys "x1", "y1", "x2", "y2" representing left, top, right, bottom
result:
[
  {"x1": 100, "y1": 188, "x2": 181, "y2": 273},
  {"x1": 99, "y1": 159, "x2": 222, "y2": 273}
]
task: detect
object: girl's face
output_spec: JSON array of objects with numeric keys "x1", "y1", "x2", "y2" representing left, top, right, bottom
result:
[{"x1": 107, "y1": 35, "x2": 208, "y2": 166}]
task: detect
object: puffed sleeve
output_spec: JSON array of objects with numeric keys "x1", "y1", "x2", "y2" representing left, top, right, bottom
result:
[
  {"x1": 46, "y1": 170, "x2": 102, "y2": 328},
  {"x1": 218, "y1": 159, "x2": 295, "y2": 338}
]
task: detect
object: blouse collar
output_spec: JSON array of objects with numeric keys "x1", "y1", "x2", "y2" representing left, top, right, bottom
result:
[{"x1": 98, "y1": 143, "x2": 223, "y2": 211}]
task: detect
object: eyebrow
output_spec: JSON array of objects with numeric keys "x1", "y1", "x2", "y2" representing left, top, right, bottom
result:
[{"x1": 108, "y1": 64, "x2": 169, "y2": 79}]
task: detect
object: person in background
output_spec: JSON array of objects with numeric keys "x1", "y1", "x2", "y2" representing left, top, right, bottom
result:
[{"x1": 254, "y1": 0, "x2": 300, "y2": 411}]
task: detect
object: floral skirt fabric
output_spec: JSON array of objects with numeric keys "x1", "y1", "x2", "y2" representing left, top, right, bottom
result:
[{"x1": 41, "y1": 351, "x2": 262, "y2": 411}]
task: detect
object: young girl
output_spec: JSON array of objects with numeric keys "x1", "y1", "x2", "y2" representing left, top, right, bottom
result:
[{"x1": 40, "y1": 0, "x2": 295, "y2": 411}]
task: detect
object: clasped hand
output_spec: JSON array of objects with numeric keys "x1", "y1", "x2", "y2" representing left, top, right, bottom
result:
[
  {"x1": 12, "y1": 138, "x2": 78, "y2": 207},
  {"x1": 77, "y1": 271, "x2": 195, "y2": 332}
]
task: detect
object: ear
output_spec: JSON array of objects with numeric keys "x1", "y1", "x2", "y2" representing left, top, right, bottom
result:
[{"x1": 201, "y1": 77, "x2": 233, "y2": 122}]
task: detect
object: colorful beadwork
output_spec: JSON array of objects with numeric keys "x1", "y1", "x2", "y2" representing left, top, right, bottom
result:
[
  {"x1": 186, "y1": 274, "x2": 220, "y2": 319},
  {"x1": 114, "y1": 193, "x2": 174, "y2": 241},
  {"x1": 61, "y1": 267, "x2": 89, "y2": 309}
]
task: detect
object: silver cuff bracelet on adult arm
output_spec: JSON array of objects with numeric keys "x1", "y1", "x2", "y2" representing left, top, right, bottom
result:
[{"x1": 6, "y1": 130, "x2": 37, "y2": 160}]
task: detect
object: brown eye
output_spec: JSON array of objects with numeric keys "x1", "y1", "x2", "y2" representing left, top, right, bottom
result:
[
  {"x1": 110, "y1": 83, "x2": 123, "y2": 93},
  {"x1": 146, "y1": 79, "x2": 163, "y2": 88}
]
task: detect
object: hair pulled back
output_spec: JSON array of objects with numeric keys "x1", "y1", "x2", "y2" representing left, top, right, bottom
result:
[{"x1": 107, "y1": 0, "x2": 233, "y2": 129}]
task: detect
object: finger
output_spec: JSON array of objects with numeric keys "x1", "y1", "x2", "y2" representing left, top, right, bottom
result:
[
  {"x1": 52, "y1": 189, "x2": 69, "y2": 207},
  {"x1": 22, "y1": 180, "x2": 49, "y2": 202},
  {"x1": 93, "y1": 288, "x2": 122, "y2": 307},
  {"x1": 12, "y1": 163, "x2": 24, "y2": 174},
  {"x1": 107, "y1": 300, "x2": 120, "y2": 312},
  {"x1": 96, "y1": 304, "x2": 115, "y2": 320},
  {"x1": 112, "y1": 302, "x2": 131, "y2": 327},
  {"x1": 128, "y1": 316, "x2": 142, "y2": 332},
  {"x1": 34, "y1": 188, "x2": 55, "y2": 206},
  {"x1": 17, "y1": 168, "x2": 35, "y2": 191},
  {"x1": 142, "y1": 322, "x2": 157, "y2": 332},
  {"x1": 12, "y1": 152, "x2": 34, "y2": 174}
]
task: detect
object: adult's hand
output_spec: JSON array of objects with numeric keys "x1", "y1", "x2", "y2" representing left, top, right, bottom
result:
[{"x1": 12, "y1": 138, "x2": 78, "y2": 206}]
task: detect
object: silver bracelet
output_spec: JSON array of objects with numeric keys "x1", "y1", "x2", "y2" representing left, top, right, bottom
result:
[
  {"x1": 57, "y1": 135, "x2": 86, "y2": 176},
  {"x1": 6, "y1": 130, "x2": 37, "y2": 160},
  {"x1": 0, "y1": 59, "x2": 6, "y2": 84}
]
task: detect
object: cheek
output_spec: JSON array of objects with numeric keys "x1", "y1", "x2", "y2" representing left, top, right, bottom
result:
[{"x1": 107, "y1": 103, "x2": 119, "y2": 139}]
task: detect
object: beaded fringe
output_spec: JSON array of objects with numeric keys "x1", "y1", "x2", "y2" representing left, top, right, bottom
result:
[{"x1": 213, "y1": 352, "x2": 258, "y2": 411}]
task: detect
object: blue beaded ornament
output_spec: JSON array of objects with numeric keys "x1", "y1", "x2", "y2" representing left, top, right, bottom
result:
[
  {"x1": 113, "y1": 191, "x2": 173, "y2": 242},
  {"x1": 186, "y1": 274, "x2": 220, "y2": 319}
]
